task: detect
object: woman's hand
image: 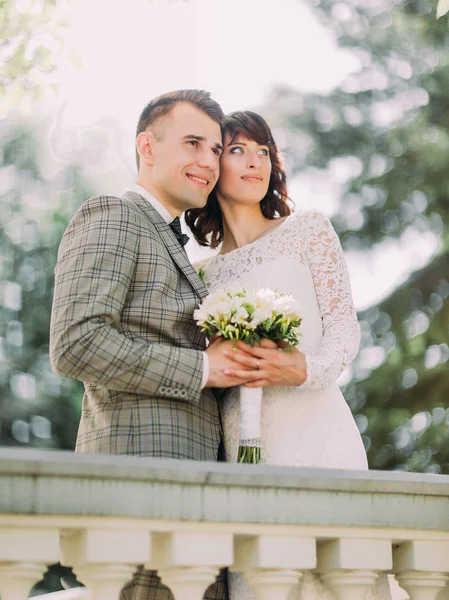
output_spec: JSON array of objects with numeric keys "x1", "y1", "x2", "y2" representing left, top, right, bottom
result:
[{"x1": 223, "y1": 339, "x2": 307, "y2": 388}]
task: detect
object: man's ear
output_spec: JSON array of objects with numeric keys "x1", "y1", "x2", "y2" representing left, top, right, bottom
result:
[{"x1": 136, "y1": 131, "x2": 155, "y2": 166}]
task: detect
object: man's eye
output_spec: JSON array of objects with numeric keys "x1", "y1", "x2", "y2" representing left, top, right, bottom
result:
[
  {"x1": 188, "y1": 140, "x2": 198, "y2": 147},
  {"x1": 212, "y1": 148, "x2": 221, "y2": 156}
]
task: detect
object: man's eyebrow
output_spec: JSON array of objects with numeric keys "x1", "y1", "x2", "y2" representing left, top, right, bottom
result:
[
  {"x1": 182, "y1": 135, "x2": 223, "y2": 152},
  {"x1": 182, "y1": 134, "x2": 206, "y2": 141}
]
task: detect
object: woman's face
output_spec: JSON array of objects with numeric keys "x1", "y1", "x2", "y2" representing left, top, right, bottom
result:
[{"x1": 216, "y1": 133, "x2": 271, "y2": 206}]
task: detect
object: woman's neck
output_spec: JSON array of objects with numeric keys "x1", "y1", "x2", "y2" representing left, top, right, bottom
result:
[{"x1": 219, "y1": 201, "x2": 280, "y2": 255}]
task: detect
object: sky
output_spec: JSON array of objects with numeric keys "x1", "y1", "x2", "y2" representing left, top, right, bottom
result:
[
  {"x1": 60, "y1": 0, "x2": 356, "y2": 126},
  {"x1": 40, "y1": 0, "x2": 439, "y2": 311}
]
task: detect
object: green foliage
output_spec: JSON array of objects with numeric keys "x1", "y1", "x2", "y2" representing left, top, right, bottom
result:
[
  {"x1": 263, "y1": 0, "x2": 449, "y2": 472},
  {"x1": 0, "y1": 0, "x2": 69, "y2": 117},
  {"x1": 351, "y1": 250, "x2": 449, "y2": 472},
  {"x1": 0, "y1": 121, "x2": 92, "y2": 450}
]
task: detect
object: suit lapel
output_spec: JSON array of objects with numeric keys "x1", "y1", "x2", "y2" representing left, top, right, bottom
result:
[{"x1": 123, "y1": 191, "x2": 209, "y2": 300}]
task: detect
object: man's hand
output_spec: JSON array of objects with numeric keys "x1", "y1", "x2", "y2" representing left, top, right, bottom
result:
[
  {"x1": 205, "y1": 338, "x2": 254, "y2": 387},
  {"x1": 222, "y1": 339, "x2": 307, "y2": 388}
]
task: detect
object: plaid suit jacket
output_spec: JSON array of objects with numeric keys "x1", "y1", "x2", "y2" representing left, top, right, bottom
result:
[{"x1": 50, "y1": 191, "x2": 223, "y2": 461}]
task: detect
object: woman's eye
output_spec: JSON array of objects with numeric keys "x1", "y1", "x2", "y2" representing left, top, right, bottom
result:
[
  {"x1": 230, "y1": 146, "x2": 244, "y2": 154},
  {"x1": 258, "y1": 148, "x2": 269, "y2": 155}
]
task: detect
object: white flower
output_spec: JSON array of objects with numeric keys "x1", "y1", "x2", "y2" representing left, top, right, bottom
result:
[
  {"x1": 193, "y1": 306, "x2": 208, "y2": 324},
  {"x1": 251, "y1": 308, "x2": 271, "y2": 327},
  {"x1": 231, "y1": 306, "x2": 250, "y2": 325},
  {"x1": 214, "y1": 300, "x2": 233, "y2": 316},
  {"x1": 254, "y1": 288, "x2": 277, "y2": 303},
  {"x1": 274, "y1": 294, "x2": 300, "y2": 318},
  {"x1": 195, "y1": 285, "x2": 301, "y2": 343},
  {"x1": 437, "y1": 0, "x2": 449, "y2": 17},
  {"x1": 250, "y1": 289, "x2": 276, "y2": 322}
]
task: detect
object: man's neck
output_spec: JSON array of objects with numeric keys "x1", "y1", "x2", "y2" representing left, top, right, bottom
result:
[{"x1": 135, "y1": 177, "x2": 180, "y2": 219}]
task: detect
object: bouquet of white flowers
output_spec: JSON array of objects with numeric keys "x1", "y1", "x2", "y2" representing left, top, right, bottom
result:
[{"x1": 194, "y1": 286, "x2": 302, "y2": 463}]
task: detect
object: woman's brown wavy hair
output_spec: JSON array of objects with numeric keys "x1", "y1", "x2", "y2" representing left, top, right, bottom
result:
[{"x1": 185, "y1": 110, "x2": 292, "y2": 248}]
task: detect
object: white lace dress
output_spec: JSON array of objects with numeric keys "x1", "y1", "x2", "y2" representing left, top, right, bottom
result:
[{"x1": 200, "y1": 208, "x2": 391, "y2": 600}]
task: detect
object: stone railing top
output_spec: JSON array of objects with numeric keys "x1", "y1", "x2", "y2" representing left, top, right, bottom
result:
[
  {"x1": 1, "y1": 448, "x2": 449, "y2": 531},
  {"x1": 2, "y1": 448, "x2": 449, "y2": 492}
]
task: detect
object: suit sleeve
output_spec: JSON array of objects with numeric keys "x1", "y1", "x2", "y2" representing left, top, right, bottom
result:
[{"x1": 50, "y1": 196, "x2": 204, "y2": 401}]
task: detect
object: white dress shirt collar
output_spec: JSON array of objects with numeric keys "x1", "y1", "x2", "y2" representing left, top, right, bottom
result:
[{"x1": 128, "y1": 183, "x2": 173, "y2": 224}]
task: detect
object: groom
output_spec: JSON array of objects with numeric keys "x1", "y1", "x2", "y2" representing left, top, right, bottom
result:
[{"x1": 50, "y1": 89, "x2": 244, "y2": 599}]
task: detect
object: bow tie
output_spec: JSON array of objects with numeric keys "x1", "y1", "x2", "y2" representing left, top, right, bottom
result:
[{"x1": 169, "y1": 217, "x2": 190, "y2": 247}]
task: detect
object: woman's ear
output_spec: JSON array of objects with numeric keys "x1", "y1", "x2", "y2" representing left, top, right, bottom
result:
[{"x1": 136, "y1": 131, "x2": 155, "y2": 166}]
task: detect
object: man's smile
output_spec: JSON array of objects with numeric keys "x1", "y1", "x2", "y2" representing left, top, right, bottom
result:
[{"x1": 186, "y1": 173, "x2": 210, "y2": 187}]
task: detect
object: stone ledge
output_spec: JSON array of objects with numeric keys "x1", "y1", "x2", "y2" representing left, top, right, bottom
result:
[
  {"x1": 1, "y1": 448, "x2": 449, "y2": 530},
  {"x1": 1, "y1": 448, "x2": 449, "y2": 492}
]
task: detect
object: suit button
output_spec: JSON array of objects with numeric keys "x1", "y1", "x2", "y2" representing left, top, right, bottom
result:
[
  {"x1": 180, "y1": 390, "x2": 187, "y2": 398},
  {"x1": 173, "y1": 389, "x2": 180, "y2": 397},
  {"x1": 166, "y1": 387, "x2": 173, "y2": 395},
  {"x1": 160, "y1": 386, "x2": 167, "y2": 393}
]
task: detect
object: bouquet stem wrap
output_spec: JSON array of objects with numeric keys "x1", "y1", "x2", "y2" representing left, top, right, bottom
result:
[{"x1": 237, "y1": 386, "x2": 262, "y2": 464}]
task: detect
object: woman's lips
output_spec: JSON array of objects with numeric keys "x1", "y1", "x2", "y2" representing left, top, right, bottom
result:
[{"x1": 241, "y1": 176, "x2": 263, "y2": 182}]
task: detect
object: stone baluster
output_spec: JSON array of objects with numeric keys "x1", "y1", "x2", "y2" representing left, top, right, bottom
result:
[
  {"x1": 0, "y1": 528, "x2": 60, "y2": 600},
  {"x1": 317, "y1": 538, "x2": 392, "y2": 600},
  {"x1": 147, "y1": 531, "x2": 233, "y2": 600},
  {"x1": 232, "y1": 535, "x2": 316, "y2": 600},
  {"x1": 394, "y1": 540, "x2": 449, "y2": 600},
  {"x1": 437, "y1": 581, "x2": 449, "y2": 600},
  {"x1": 60, "y1": 529, "x2": 151, "y2": 600}
]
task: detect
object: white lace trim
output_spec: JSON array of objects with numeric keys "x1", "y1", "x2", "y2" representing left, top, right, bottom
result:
[{"x1": 239, "y1": 438, "x2": 261, "y2": 448}]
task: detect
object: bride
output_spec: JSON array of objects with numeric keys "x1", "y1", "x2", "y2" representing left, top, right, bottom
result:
[{"x1": 186, "y1": 111, "x2": 391, "y2": 600}]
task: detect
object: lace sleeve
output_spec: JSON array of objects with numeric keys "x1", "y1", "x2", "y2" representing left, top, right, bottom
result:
[{"x1": 300, "y1": 209, "x2": 360, "y2": 389}]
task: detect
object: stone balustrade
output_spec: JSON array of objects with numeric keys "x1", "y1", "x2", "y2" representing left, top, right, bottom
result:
[{"x1": 1, "y1": 449, "x2": 449, "y2": 600}]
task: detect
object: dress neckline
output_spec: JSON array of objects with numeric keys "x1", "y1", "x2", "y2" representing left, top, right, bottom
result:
[{"x1": 216, "y1": 211, "x2": 299, "y2": 261}]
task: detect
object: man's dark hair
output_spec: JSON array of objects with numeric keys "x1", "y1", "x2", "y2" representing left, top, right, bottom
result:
[{"x1": 135, "y1": 89, "x2": 224, "y2": 167}]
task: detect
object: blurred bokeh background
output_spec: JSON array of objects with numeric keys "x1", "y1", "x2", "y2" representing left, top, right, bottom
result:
[{"x1": 1, "y1": 0, "x2": 449, "y2": 477}]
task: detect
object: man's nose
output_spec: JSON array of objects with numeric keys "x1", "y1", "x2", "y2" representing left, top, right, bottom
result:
[{"x1": 198, "y1": 149, "x2": 219, "y2": 169}]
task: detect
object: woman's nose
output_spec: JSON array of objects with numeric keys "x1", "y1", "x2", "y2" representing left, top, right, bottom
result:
[{"x1": 248, "y1": 153, "x2": 261, "y2": 169}]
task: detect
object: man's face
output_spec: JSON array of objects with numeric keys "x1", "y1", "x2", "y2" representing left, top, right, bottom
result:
[{"x1": 149, "y1": 102, "x2": 223, "y2": 213}]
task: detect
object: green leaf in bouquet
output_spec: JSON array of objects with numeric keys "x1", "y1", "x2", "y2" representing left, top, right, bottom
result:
[
  {"x1": 253, "y1": 333, "x2": 261, "y2": 346},
  {"x1": 242, "y1": 302, "x2": 255, "y2": 316}
]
